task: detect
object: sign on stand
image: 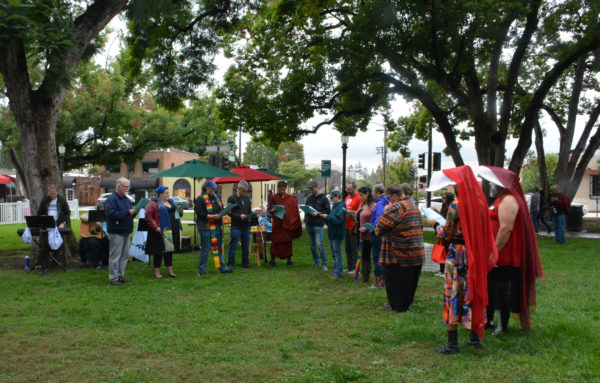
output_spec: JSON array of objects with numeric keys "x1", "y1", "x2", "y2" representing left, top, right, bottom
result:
[{"x1": 321, "y1": 160, "x2": 331, "y2": 178}]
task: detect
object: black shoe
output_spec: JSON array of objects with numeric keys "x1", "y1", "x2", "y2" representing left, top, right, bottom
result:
[
  {"x1": 492, "y1": 326, "x2": 508, "y2": 336},
  {"x1": 485, "y1": 321, "x2": 495, "y2": 330},
  {"x1": 109, "y1": 280, "x2": 123, "y2": 286},
  {"x1": 286, "y1": 260, "x2": 293, "y2": 266},
  {"x1": 118, "y1": 276, "x2": 130, "y2": 283},
  {"x1": 268, "y1": 261, "x2": 276, "y2": 268},
  {"x1": 462, "y1": 340, "x2": 483, "y2": 349},
  {"x1": 218, "y1": 268, "x2": 230, "y2": 274},
  {"x1": 242, "y1": 265, "x2": 250, "y2": 269},
  {"x1": 435, "y1": 344, "x2": 460, "y2": 354}
]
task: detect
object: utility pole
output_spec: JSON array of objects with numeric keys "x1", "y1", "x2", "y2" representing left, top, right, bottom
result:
[{"x1": 238, "y1": 126, "x2": 242, "y2": 164}]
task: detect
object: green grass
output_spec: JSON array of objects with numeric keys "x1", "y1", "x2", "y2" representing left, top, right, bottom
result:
[{"x1": 0, "y1": 230, "x2": 599, "y2": 382}]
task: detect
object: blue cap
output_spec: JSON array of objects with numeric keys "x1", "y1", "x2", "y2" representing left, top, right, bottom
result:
[
  {"x1": 204, "y1": 179, "x2": 217, "y2": 190},
  {"x1": 156, "y1": 185, "x2": 168, "y2": 195},
  {"x1": 330, "y1": 190, "x2": 341, "y2": 197}
]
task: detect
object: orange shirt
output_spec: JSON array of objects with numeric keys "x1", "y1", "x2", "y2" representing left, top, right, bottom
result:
[
  {"x1": 344, "y1": 193, "x2": 361, "y2": 230},
  {"x1": 490, "y1": 193, "x2": 522, "y2": 267}
]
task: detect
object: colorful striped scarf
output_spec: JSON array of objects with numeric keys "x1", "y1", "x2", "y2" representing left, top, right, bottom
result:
[{"x1": 204, "y1": 193, "x2": 222, "y2": 268}]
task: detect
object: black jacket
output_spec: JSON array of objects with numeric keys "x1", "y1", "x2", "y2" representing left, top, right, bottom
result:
[
  {"x1": 195, "y1": 194, "x2": 223, "y2": 230},
  {"x1": 227, "y1": 193, "x2": 252, "y2": 229},
  {"x1": 36, "y1": 195, "x2": 70, "y2": 226},
  {"x1": 305, "y1": 193, "x2": 330, "y2": 227}
]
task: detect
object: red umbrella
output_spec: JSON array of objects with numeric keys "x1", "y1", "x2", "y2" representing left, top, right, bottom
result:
[
  {"x1": 214, "y1": 165, "x2": 281, "y2": 206},
  {"x1": 0, "y1": 175, "x2": 12, "y2": 184},
  {"x1": 213, "y1": 165, "x2": 280, "y2": 184}
]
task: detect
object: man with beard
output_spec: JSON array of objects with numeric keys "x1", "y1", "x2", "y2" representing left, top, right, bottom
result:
[{"x1": 268, "y1": 181, "x2": 302, "y2": 266}]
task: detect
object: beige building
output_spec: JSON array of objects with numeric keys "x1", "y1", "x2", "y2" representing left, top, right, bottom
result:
[{"x1": 572, "y1": 154, "x2": 600, "y2": 212}]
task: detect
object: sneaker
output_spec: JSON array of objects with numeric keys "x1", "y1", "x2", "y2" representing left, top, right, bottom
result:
[
  {"x1": 118, "y1": 276, "x2": 130, "y2": 283},
  {"x1": 109, "y1": 280, "x2": 123, "y2": 286},
  {"x1": 197, "y1": 272, "x2": 206, "y2": 277},
  {"x1": 347, "y1": 270, "x2": 356, "y2": 275},
  {"x1": 328, "y1": 274, "x2": 341, "y2": 279},
  {"x1": 434, "y1": 272, "x2": 445, "y2": 278},
  {"x1": 94, "y1": 266, "x2": 102, "y2": 270},
  {"x1": 367, "y1": 284, "x2": 378, "y2": 289},
  {"x1": 321, "y1": 266, "x2": 328, "y2": 272}
]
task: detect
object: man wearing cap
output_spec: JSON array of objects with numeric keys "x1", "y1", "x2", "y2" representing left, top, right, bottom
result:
[
  {"x1": 195, "y1": 179, "x2": 231, "y2": 276},
  {"x1": 105, "y1": 177, "x2": 137, "y2": 285},
  {"x1": 305, "y1": 180, "x2": 330, "y2": 270},
  {"x1": 268, "y1": 181, "x2": 302, "y2": 266},
  {"x1": 226, "y1": 180, "x2": 253, "y2": 270}
]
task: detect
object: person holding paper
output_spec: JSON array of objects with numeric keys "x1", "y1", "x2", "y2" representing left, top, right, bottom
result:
[
  {"x1": 375, "y1": 184, "x2": 425, "y2": 313},
  {"x1": 145, "y1": 186, "x2": 180, "y2": 279},
  {"x1": 105, "y1": 177, "x2": 137, "y2": 285},
  {"x1": 357, "y1": 187, "x2": 376, "y2": 283},
  {"x1": 305, "y1": 180, "x2": 330, "y2": 270},
  {"x1": 227, "y1": 181, "x2": 253, "y2": 270},
  {"x1": 369, "y1": 184, "x2": 389, "y2": 289},
  {"x1": 321, "y1": 190, "x2": 345, "y2": 278},
  {"x1": 195, "y1": 179, "x2": 231, "y2": 276},
  {"x1": 268, "y1": 181, "x2": 302, "y2": 266},
  {"x1": 344, "y1": 181, "x2": 361, "y2": 273}
]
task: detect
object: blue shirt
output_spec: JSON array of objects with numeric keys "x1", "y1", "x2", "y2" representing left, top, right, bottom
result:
[{"x1": 370, "y1": 194, "x2": 390, "y2": 230}]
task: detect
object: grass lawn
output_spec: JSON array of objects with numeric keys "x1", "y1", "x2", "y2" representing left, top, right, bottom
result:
[{"x1": 0, "y1": 228, "x2": 599, "y2": 382}]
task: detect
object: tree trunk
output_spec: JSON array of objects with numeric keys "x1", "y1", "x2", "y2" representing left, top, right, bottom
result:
[{"x1": 534, "y1": 120, "x2": 549, "y2": 199}]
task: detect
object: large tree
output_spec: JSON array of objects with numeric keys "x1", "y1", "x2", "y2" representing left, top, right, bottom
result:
[
  {"x1": 0, "y1": 0, "x2": 246, "y2": 211},
  {"x1": 219, "y1": 0, "x2": 600, "y2": 175}
]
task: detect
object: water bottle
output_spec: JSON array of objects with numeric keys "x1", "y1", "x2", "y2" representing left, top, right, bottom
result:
[{"x1": 24, "y1": 255, "x2": 30, "y2": 270}]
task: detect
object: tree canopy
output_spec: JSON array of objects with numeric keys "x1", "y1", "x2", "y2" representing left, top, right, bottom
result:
[{"x1": 219, "y1": 0, "x2": 600, "y2": 175}]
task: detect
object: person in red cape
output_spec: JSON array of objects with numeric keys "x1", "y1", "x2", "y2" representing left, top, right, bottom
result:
[
  {"x1": 479, "y1": 166, "x2": 545, "y2": 334},
  {"x1": 268, "y1": 181, "x2": 303, "y2": 266},
  {"x1": 428, "y1": 166, "x2": 497, "y2": 354}
]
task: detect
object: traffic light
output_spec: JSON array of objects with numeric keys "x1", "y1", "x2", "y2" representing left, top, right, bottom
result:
[
  {"x1": 222, "y1": 156, "x2": 230, "y2": 170},
  {"x1": 418, "y1": 153, "x2": 425, "y2": 169},
  {"x1": 209, "y1": 154, "x2": 217, "y2": 167},
  {"x1": 409, "y1": 168, "x2": 415, "y2": 181},
  {"x1": 419, "y1": 175, "x2": 427, "y2": 184},
  {"x1": 433, "y1": 152, "x2": 442, "y2": 171},
  {"x1": 418, "y1": 183, "x2": 424, "y2": 190}
]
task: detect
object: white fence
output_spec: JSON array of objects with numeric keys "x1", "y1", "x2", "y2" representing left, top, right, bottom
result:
[{"x1": 0, "y1": 200, "x2": 79, "y2": 225}]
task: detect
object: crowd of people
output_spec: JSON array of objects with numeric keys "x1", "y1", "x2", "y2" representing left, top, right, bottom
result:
[{"x1": 35, "y1": 166, "x2": 552, "y2": 353}]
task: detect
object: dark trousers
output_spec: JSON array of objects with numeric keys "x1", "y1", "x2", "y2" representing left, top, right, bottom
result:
[
  {"x1": 383, "y1": 263, "x2": 423, "y2": 312},
  {"x1": 153, "y1": 253, "x2": 173, "y2": 268},
  {"x1": 360, "y1": 240, "x2": 372, "y2": 282},
  {"x1": 486, "y1": 266, "x2": 521, "y2": 325},
  {"x1": 345, "y1": 229, "x2": 359, "y2": 271}
]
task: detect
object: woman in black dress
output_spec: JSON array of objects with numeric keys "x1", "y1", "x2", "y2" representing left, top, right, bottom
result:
[{"x1": 145, "y1": 186, "x2": 181, "y2": 278}]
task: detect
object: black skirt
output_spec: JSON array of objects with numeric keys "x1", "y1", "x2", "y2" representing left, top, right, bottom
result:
[{"x1": 145, "y1": 206, "x2": 181, "y2": 256}]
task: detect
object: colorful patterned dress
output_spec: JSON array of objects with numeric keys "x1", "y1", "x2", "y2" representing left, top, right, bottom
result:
[{"x1": 440, "y1": 202, "x2": 473, "y2": 329}]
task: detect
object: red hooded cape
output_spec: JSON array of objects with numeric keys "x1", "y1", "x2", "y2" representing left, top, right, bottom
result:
[
  {"x1": 482, "y1": 166, "x2": 545, "y2": 332},
  {"x1": 443, "y1": 166, "x2": 498, "y2": 338}
]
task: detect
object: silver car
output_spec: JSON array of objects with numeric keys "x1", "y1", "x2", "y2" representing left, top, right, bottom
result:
[{"x1": 96, "y1": 192, "x2": 135, "y2": 209}]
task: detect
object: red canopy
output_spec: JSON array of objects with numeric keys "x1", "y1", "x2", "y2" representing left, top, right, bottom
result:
[
  {"x1": 0, "y1": 175, "x2": 13, "y2": 184},
  {"x1": 213, "y1": 165, "x2": 281, "y2": 184}
]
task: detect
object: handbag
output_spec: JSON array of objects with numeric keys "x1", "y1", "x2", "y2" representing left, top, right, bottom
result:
[
  {"x1": 162, "y1": 230, "x2": 175, "y2": 253},
  {"x1": 431, "y1": 240, "x2": 446, "y2": 264},
  {"x1": 48, "y1": 227, "x2": 64, "y2": 250}
]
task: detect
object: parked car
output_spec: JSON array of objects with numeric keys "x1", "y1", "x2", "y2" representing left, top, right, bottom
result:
[
  {"x1": 171, "y1": 196, "x2": 191, "y2": 208},
  {"x1": 96, "y1": 193, "x2": 135, "y2": 209},
  {"x1": 418, "y1": 196, "x2": 443, "y2": 213}
]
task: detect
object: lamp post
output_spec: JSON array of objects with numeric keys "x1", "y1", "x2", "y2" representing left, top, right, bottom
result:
[
  {"x1": 58, "y1": 143, "x2": 65, "y2": 175},
  {"x1": 341, "y1": 134, "x2": 349, "y2": 199}
]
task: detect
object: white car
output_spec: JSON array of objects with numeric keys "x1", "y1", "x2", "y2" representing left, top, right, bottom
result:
[
  {"x1": 418, "y1": 196, "x2": 443, "y2": 213},
  {"x1": 96, "y1": 192, "x2": 135, "y2": 209}
]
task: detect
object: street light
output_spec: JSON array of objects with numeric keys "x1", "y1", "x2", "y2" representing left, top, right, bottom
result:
[
  {"x1": 341, "y1": 134, "x2": 349, "y2": 199},
  {"x1": 58, "y1": 143, "x2": 65, "y2": 174}
]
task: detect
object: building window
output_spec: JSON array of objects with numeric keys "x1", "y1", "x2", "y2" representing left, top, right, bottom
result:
[
  {"x1": 66, "y1": 189, "x2": 75, "y2": 201},
  {"x1": 591, "y1": 175, "x2": 600, "y2": 197}
]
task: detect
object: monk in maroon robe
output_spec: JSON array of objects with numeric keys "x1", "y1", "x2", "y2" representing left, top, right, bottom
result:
[{"x1": 268, "y1": 181, "x2": 302, "y2": 266}]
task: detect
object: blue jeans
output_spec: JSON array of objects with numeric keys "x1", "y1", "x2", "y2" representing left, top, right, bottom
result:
[
  {"x1": 198, "y1": 228, "x2": 225, "y2": 274},
  {"x1": 306, "y1": 225, "x2": 327, "y2": 266},
  {"x1": 531, "y1": 210, "x2": 540, "y2": 233},
  {"x1": 329, "y1": 238, "x2": 343, "y2": 278},
  {"x1": 228, "y1": 227, "x2": 250, "y2": 268},
  {"x1": 370, "y1": 232, "x2": 383, "y2": 277},
  {"x1": 552, "y1": 214, "x2": 566, "y2": 244}
]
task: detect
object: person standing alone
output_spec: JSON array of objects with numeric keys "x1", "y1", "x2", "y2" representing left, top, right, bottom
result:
[{"x1": 305, "y1": 180, "x2": 330, "y2": 270}]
